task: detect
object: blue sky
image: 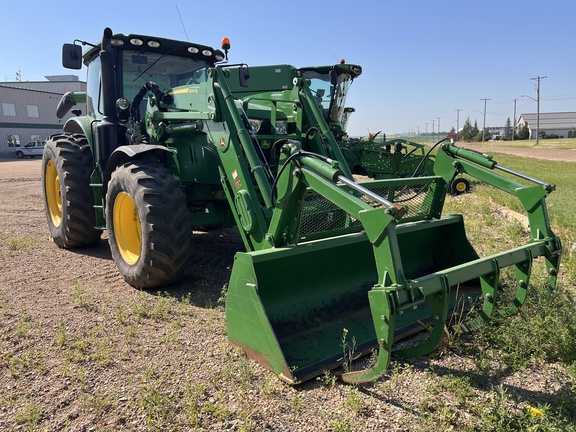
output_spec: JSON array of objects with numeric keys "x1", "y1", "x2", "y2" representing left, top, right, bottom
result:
[{"x1": 2, "y1": 0, "x2": 575, "y2": 136}]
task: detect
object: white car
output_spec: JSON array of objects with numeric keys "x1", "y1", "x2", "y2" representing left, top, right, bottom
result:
[{"x1": 14, "y1": 141, "x2": 45, "y2": 159}]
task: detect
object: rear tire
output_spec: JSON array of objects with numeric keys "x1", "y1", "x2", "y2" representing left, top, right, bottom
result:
[
  {"x1": 106, "y1": 162, "x2": 191, "y2": 288},
  {"x1": 42, "y1": 133, "x2": 101, "y2": 248},
  {"x1": 15, "y1": 151, "x2": 24, "y2": 159}
]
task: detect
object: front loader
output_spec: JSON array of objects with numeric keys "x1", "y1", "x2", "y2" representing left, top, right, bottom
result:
[{"x1": 44, "y1": 28, "x2": 561, "y2": 385}]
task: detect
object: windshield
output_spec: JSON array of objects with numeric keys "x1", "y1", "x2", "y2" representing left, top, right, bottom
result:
[
  {"x1": 121, "y1": 51, "x2": 212, "y2": 102},
  {"x1": 302, "y1": 70, "x2": 353, "y2": 124}
]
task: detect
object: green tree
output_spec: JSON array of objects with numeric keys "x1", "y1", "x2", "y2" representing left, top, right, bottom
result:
[
  {"x1": 504, "y1": 117, "x2": 512, "y2": 140},
  {"x1": 517, "y1": 124, "x2": 530, "y2": 140},
  {"x1": 472, "y1": 120, "x2": 480, "y2": 138},
  {"x1": 460, "y1": 118, "x2": 473, "y2": 141}
]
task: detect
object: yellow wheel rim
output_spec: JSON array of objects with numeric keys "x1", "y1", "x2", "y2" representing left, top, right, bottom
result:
[
  {"x1": 113, "y1": 192, "x2": 141, "y2": 265},
  {"x1": 456, "y1": 181, "x2": 467, "y2": 193},
  {"x1": 45, "y1": 160, "x2": 62, "y2": 227}
]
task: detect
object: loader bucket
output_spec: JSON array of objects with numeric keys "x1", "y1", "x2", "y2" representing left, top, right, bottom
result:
[{"x1": 226, "y1": 214, "x2": 480, "y2": 384}]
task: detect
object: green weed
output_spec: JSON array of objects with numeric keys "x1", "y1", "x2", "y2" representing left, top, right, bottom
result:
[{"x1": 14, "y1": 399, "x2": 43, "y2": 428}]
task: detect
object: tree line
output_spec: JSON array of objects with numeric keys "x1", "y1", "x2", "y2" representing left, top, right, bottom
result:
[{"x1": 450, "y1": 117, "x2": 529, "y2": 142}]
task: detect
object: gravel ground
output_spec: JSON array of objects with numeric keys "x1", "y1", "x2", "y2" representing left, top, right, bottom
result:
[{"x1": 0, "y1": 156, "x2": 573, "y2": 431}]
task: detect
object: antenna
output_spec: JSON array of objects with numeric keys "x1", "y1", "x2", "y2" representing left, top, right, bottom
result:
[
  {"x1": 176, "y1": 5, "x2": 190, "y2": 42},
  {"x1": 16, "y1": 70, "x2": 21, "y2": 81}
]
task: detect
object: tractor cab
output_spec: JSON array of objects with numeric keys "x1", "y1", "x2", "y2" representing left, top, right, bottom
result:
[{"x1": 298, "y1": 62, "x2": 362, "y2": 139}]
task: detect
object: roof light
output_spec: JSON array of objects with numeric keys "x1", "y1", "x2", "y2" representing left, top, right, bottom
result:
[
  {"x1": 202, "y1": 49, "x2": 213, "y2": 57},
  {"x1": 147, "y1": 40, "x2": 160, "y2": 48},
  {"x1": 215, "y1": 54, "x2": 225, "y2": 61},
  {"x1": 130, "y1": 38, "x2": 144, "y2": 46},
  {"x1": 340, "y1": 58, "x2": 346, "y2": 64},
  {"x1": 221, "y1": 37, "x2": 231, "y2": 51},
  {"x1": 111, "y1": 38, "x2": 124, "y2": 46},
  {"x1": 188, "y1": 46, "x2": 199, "y2": 54}
]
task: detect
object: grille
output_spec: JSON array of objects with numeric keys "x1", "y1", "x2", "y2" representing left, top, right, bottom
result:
[{"x1": 300, "y1": 180, "x2": 434, "y2": 239}]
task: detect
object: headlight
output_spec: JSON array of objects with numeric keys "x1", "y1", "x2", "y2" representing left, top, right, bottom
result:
[
  {"x1": 116, "y1": 98, "x2": 130, "y2": 111},
  {"x1": 275, "y1": 121, "x2": 287, "y2": 135},
  {"x1": 249, "y1": 119, "x2": 261, "y2": 133}
]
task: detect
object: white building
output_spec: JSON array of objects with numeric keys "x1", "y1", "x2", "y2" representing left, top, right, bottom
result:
[
  {"x1": 0, "y1": 76, "x2": 86, "y2": 157},
  {"x1": 517, "y1": 112, "x2": 576, "y2": 139}
]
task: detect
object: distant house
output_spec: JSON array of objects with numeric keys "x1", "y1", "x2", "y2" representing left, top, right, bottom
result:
[
  {"x1": 0, "y1": 76, "x2": 86, "y2": 157},
  {"x1": 517, "y1": 112, "x2": 576, "y2": 139}
]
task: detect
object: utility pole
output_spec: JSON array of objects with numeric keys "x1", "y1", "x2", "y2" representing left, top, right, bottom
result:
[
  {"x1": 455, "y1": 109, "x2": 462, "y2": 142},
  {"x1": 531, "y1": 75, "x2": 547, "y2": 145},
  {"x1": 481, "y1": 98, "x2": 491, "y2": 142},
  {"x1": 437, "y1": 117, "x2": 442, "y2": 137},
  {"x1": 424, "y1": 123, "x2": 428, "y2": 142},
  {"x1": 431, "y1": 120, "x2": 435, "y2": 141},
  {"x1": 512, "y1": 99, "x2": 517, "y2": 142}
]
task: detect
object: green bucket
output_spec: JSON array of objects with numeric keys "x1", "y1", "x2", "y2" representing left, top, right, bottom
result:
[{"x1": 226, "y1": 214, "x2": 479, "y2": 383}]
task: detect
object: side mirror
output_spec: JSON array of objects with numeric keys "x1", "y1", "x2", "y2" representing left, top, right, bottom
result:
[
  {"x1": 239, "y1": 66, "x2": 250, "y2": 88},
  {"x1": 62, "y1": 44, "x2": 83, "y2": 70}
]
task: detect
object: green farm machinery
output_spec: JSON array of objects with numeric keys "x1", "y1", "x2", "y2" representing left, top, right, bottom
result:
[
  {"x1": 44, "y1": 28, "x2": 561, "y2": 384},
  {"x1": 299, "y1": 63, "x2": 470, "y2": 193}
]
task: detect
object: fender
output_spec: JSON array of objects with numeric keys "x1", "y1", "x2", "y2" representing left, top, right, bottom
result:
[
  {"x1": 102, "y1": 144, "x2": 176, "y2": 195},
  {"x1": 63, "y1": 117, "x2": 93, "y2": 144}
]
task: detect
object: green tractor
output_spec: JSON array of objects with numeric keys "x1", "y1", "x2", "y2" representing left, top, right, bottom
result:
[
  {"x1": 44, "y1": 28, "x2": 561, "y2": 384},
  {"x1": 299, "y1": 63, "x2": 470, "y2": 193}
]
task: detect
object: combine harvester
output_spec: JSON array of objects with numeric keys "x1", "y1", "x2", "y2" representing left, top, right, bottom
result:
[{"x1": 44, "y1": 28, "x2": 561, "y2": 384}]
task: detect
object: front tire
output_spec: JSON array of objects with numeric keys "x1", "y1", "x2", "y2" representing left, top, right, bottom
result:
[
  {"x1": 106, "y1": 162, "x2": 191, "y2": 288},
  {"x1": 42, "y1": 134, "x2": 101, "y2": 248}
]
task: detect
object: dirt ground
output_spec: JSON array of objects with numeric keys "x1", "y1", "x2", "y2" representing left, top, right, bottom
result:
[{"x1": 0, "y1": 151, "x2": 573, "y2": 431}]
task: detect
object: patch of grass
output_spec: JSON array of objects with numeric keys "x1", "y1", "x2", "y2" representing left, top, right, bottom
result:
[
  {"x1": 477, "y1": 385, "x2": 576, "y2": 431},
  {"x1": 70, "y1": 280, "x2": 97, "y2": 312},
  {"x1": 150, "y1": 291, "x2": 174, "y2": 321},
  {"x1": 0, "y1": 293, "x2": 11, "y2": 316},
  {"x1": 0, "y1": 230, "x2": 38, "y2": 254},
  {"x1": 91, "y1": 334, "x2": 113, "y2": 366},
  {"x1": 2, "y1": 349, "x2": 46, "y2": 378},
  {"x1": 325, "y1": 410, "x2": 353, "y2": 432},
  {"x1": 14, "y1": 311, "x2": 33, "y2": 338},
  {"x1": 14, "y1": 399, "x2": 43, "y2": 428},
  {"x1": 182, "y1": 381, "x2": 206, "y2": 427},
  {"x1": 425, "y1": 373, "x2": 475, "y2": 408},
  {"x1": 474, "y1": 282, "x2": 576, "y2": 370},
  {"x1": 345, "y1": 388, "x2": 367, "y2": 414},
  {"x1": 317, "y1": 370, "x2": 338, "y2": 389},
  {"x1": 81, "y1": 390, "x2": 116, "y2": 417},
  {"x1": 200, "y1": 389, "x2": 231, "y2": 421}
]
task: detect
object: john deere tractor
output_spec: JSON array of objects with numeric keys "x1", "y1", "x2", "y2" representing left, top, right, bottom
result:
[
  {"x1": 43, "y1": 28, "x2": 561, "y2": 384},
  {"x1": 299, "y1": 63, "x2": 470, "y2": 193}
]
